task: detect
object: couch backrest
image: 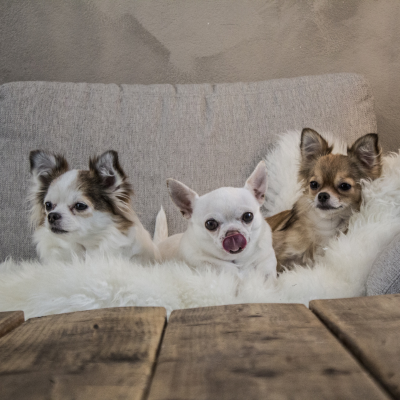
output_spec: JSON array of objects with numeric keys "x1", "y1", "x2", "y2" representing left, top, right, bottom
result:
[{"x1": 0, "y1": 73, "x2": 377, "y2": 261}]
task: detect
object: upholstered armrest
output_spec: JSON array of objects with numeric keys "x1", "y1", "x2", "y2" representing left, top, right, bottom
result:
[{"x1": 367, "y1": 233, "x2": 400, "y2": 295}]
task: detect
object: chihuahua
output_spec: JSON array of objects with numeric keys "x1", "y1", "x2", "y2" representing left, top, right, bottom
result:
[
  {"x1": 29, "y1": 150, "x2": 160, "y2": 263},
  {"x1": 157, "y1": 162, "x2": 277, "y2": 278},
  {"x1": 267, "y1": 128, "x2": 382, "y2": 272}
]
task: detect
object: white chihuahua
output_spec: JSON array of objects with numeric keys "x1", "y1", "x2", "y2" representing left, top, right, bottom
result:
[
  {"x1": 157, "y1": 162, "x2": 277, "y2": 278},
  {"x1": 29, "y1": 150, "x2": 160, "y2": 263}
]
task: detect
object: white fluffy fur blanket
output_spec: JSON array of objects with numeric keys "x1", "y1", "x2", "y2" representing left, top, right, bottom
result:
[{"x1": 2, "y1": 131, "x2": 400, "y2": 319}]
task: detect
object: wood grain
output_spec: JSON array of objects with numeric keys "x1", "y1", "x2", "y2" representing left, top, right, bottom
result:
[
  {"x1": 0, "y1": 307, "x2": 166, "y2": 400},
  {"x1": 311, "y1": 294, "x2": 400, "y2": 399},
  {"x1": 147, "y1": 303, "x2": 389, "y2": 400},
  {"x1": 0, "y1": 311, "x2": 24, "y2": 338}
]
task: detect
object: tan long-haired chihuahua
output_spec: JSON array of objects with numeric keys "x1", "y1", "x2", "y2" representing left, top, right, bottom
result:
[{"x1": 267, "y1": 128, "x2": 382, "y2": 272}]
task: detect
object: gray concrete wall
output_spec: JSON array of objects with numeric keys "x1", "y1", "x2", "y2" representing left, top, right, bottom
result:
[{"x1": 1, "y1": 0, "x2": 399, "y2": 151}]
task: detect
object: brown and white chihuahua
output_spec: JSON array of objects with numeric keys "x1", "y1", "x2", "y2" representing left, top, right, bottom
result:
[{"x1": 267, "y1": 128, "x2": 382, "y2": 272}]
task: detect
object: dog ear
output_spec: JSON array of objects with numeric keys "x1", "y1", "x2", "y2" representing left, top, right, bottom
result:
[
  {"x1": 300, "y1": 128, "x2": 332, "y2": 161},
  {"x1": 29, "y1": 150, "x2": 69, "y2": 179},
  {"x1": 29, "y1": 150, "x2": 69, "y2": 228},
  {"x1": 89, "y1": 150, "x2": 126, "y2": 191},
  {"x1": 348, "y1": 133, "x2": 382, "y2": 179},
  {"x1": 89, "y1": 151, "x2": 134, "y2": 223},
  {"x1": 245, "y1": 161, "x2": 268, "y2": 205},
  {"x1": 299, "y1": 128, "x2": 332, "y2": 181},
  {"x1": 167, "y1": 179, "x2": 199, "y2": 219}
]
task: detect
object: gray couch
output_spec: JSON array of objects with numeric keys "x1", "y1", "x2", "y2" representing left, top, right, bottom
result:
[{"x1": 1, "y1": 73, "x2": 396, "y2": 294}]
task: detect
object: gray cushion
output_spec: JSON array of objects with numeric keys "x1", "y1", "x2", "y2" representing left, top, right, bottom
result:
[
  {"x1": 367, "y1": 233, "x2": 400, "y2": 296},
  {"x1": 0, "y1": 73, "x2": 377, "y2": 261}
]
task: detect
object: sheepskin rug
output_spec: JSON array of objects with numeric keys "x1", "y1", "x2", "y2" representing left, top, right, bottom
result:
[{"x1": 2, "y1": 131, "x2": 400, "y2": 319}]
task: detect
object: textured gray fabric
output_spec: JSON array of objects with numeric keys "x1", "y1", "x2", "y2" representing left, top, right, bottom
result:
[
  {"x1": 0, "y1": 73, "x2": 377, "y2": 261},
  {"x1": 367, "y1": 233, "x2": 400, "y2": 296}
]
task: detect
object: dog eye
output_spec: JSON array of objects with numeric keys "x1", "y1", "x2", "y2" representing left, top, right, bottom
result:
[
  {"x1": 339, "y1": 183, "x2": 352, "y2": 191},
  {"x1": 45, "y1": 202, "x2": 52, "y2": 211},
  {"x1": 74, "y1": 202, "x2": 88, "y2": 211},
  {"x1": 205, "y1": 219, "x2": 219, "y2": 231},
  {"x1": 310, "y1": 181, "x2": 319, "y2": 190},
  {"x1": 242, "y1": 212, "x2": 254, "y2": 223}
]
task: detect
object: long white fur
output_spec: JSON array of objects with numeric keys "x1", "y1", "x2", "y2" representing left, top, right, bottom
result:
[{"x1": 1, "y1": 132, "x2": 400, "y2": 319}]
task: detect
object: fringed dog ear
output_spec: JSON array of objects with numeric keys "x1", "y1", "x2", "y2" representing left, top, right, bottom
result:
[
  {"x1": 89, "y1": 150, "x2": 134, "y2": 221},
  {"x1": 348, "y1": 134, "x2": 382, "y2": 180},
  {"x1": 299, "y1": 128, "x2": 332, "y2": 181},
  {"x1": 89, "y1": 150, "x2": 127, "y2": 192},
  {"x1": 30, "y1": 150, "x2": 69, "y2": 180},
  {"x1": 29, "y1": 150, "x2": 69, "y2": 228},
  {"x1": 300, "y1": 128, "x2": 332, "y2": 161},
  {"x1": 167, "y1": 179, "x2": 199, "y2": 219},
  {"x1": 245, "y1": 161, "x2": 268, "y2": 205}
]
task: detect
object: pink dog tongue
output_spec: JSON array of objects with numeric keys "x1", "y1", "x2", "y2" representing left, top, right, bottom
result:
[{"x1": 223, "y1": 234, "x2": 247, "y2": 253}]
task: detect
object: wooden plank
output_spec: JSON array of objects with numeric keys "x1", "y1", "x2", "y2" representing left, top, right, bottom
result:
[
  {"x1": 0, "y1": 311, "x2": 24, "y2": 338},
  {"x1": 0, "y1": 307, "x2": 166, "y2": 400},
  {"x1": 311, "y1": 294, "x2": 400, "y2": 399},
  {"x1": 147, "y1": 303, "x2": 389, "y2": 400}
]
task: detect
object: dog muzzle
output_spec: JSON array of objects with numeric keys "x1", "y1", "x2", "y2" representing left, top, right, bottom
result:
[{"x1": 222, "y1": 231, "x2": 247, "y2": 254}]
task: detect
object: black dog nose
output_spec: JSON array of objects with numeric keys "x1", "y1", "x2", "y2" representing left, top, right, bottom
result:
[
  {"x1": 318, "y1": 192, "x2": 330, "y2": 203},
  {"x1": 48, "y1": 212, "x2": 62, "y2": 223}
]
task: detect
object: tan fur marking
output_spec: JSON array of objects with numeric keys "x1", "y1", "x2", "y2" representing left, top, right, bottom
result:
[
  {"x1": 266, "y1": 210, "x2": 292, "y2": 232},
  {"x1": 77, "y1": 169, "x2": 135, "y2": 234}
]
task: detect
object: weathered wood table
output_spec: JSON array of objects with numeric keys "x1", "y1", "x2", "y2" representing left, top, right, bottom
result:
[
  {"x1": 0, "y1": 308, "x2": 166, "y2": 399},
  {"x1": 310, "y1": 294, "x2": 400, "y2": 400},
  {"x1": 0, "y1": 296, "x2": 398, "y2": 399}
]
